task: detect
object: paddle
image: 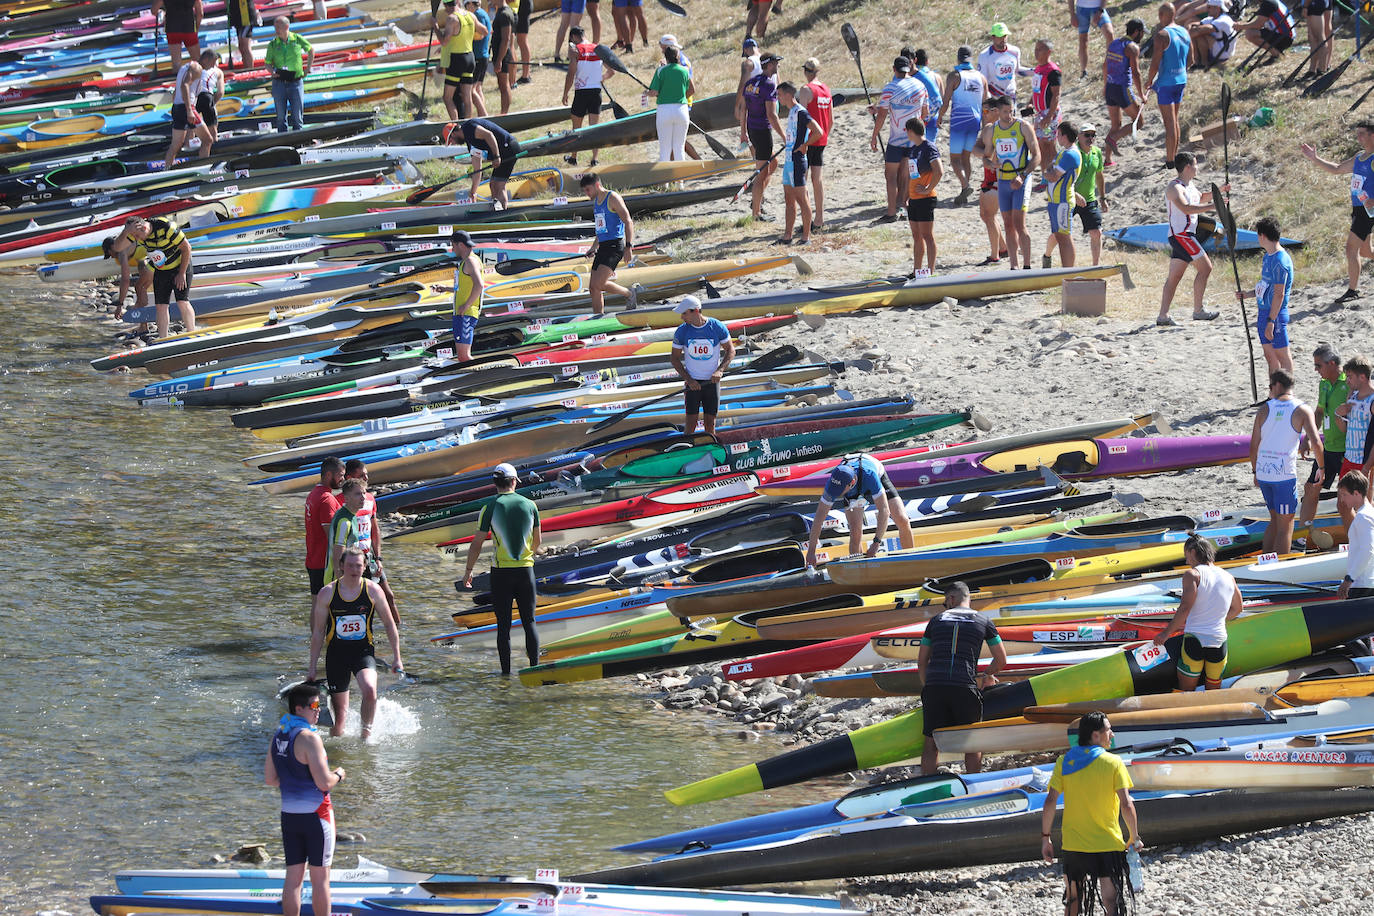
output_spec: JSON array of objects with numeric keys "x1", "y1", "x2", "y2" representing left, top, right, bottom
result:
[
  {"x1": 587, "y1": 344, "x2": 801, "y2": 432},
  {"x1": 1213, "y1": 181, "x2": 1259, "y2": 402},
  {"x1": 1349, "y1": 76, "x2": 1374, "y2": 111},
  {"x1": 417, "y1": 0, "x2": 443, "y2": 118},
  {"x1": 840, "y1": 23, "x2": 877, "y2": 127},
  {"x1": 1221, "y1": 83, "x2": 1231, "y2": 189},
  {"x1": 494, "y1": 227, "x2": 692, "y2": 274},
  {"x1": 1238, "y1": 37, "x2": 1276, "y2": 75},
  {"x1": 598, "y1": 81, "x2": 632, "y2": 119},
  {"x1": 1283, "y1": 25, "x2": 1343, "y2": 86},
  {"x1": 592, "y1": 44, "x2": 735, "y2": 160},
  {"x1": 1306, "y1": 29, "x2": 1374, "y2": 96},
  {"x1": 657, "y1": 0, "x2": 686, "y2": 15},
  {"x1": 405, "y1": 155, "x2": 499, "y2": 204}
]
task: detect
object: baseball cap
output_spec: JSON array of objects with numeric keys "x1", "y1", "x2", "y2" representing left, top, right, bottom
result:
[
  {"x1": 821, "y1": 464, "x2": 859, "y2": 503},
  {"x1": 1206, "y1": 0, "x2": 1224, "y2": 7},
  {"x1": 802, "y1": 56, "x2": 820, "y2": 71},
  {"x1": 743, "y1": 37, "x2": 758, "y2": 50},
  {"x1": 660, "y1": 33, "x2": 681, "y2": 49},
  {"x1": 493, "y1": 462, "x2": 519, "y2": 480},
  {"x1": 761, "y1": 52, "x2": 783, "y2": 64},
  {"x1": 1080, "y1": 122, "x2": 1098, "y2": 133},
  {"x1": 672, "y1": 295, "x2": 703, "y2": 314},
  {"x1": 451, "y1": 229, "x2": 474, "y2": 248},
  {"x1": 989, "y1": 21, "x2": 1009, "y2": 37},
  {"x1": 892, "y1": 55, "x2": 912, "y2": 72},
  {"x1": 957, "y1": 45, "x2": 973, "y2": 63}
]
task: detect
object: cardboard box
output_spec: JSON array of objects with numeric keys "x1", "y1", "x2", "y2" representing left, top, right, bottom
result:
[
  {"x1": 1188, "y1": 117, "x2": 1243, "y2": 150},
  {"x1": 1062, "y1": 278, "x2": 1107, "y2": 316}
]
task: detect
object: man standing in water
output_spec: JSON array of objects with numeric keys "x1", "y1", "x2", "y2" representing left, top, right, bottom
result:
[
  {"x1": 462, "y1": 463, "x2": 543, "y2": 675},
  {"x1": 118, "y1": 215, "x2": 197, "y2": 338},
  {"x1": 309, "y1": 548, "x2": 403, "y2": 739},
  {"x1": 265, "y1": 683, "x2": 345, "y2": 916},
  {"x1": 304, "y1": 457, "x2": 344, "y2": 598},
  {"x1": 345, "y1": 459, "x2": 400, "y2": 622}
]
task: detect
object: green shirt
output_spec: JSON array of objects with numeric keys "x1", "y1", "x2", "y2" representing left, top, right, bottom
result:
[
  {"x1": 1320, "y1": 372, "x2": 1351, "y2": 453},
  {"x1": 649, "y1": 63, "x2": 692, "y2": 105},
  {"x1": 477, "y1": 492, "x2": 540, "y2": 568},
  {"x1": 265, "y1": 32, "x2": 313, "y2": 76},
  {"x1": 1074, "y1": 145, "x2": 1104, "y2": 203}
]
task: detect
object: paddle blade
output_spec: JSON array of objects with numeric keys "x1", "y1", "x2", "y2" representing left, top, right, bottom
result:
[
  {"x1": 792, "y1": 255, "x2": 813, "y2": 276},
  {"x1": 840, "y1": 22, "x2": 860, "y2": 58},
  {"x1": 1305, "y1": 58, "x2": 1350, "y2": 96},
  {"x1": 595, "y1": 42, "x2": 630, "y2": 75},
  {"x1": 1220, "y1": 82, "x2": 1230, "y2": 121},
  {"x1": 657, "y1": 0, "x2": 686, "y2": 16},
  {"x1": 495, "y1": 257, "x2": 542, "y2": 275},
  {"x1": 1212, "y1": 182, "x2": 1238, "y2": 250}
]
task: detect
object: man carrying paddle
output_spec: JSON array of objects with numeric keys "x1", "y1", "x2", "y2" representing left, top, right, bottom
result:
[
  {"x1": 580, "y1": 171, "x2": 638, "y2": 315},
  {"x1": 309, "y1": 547, "x2": 403, "y2": 740},
  {"x1": 670, "y1": 295, "x2": 734, "y2": 436},
  {"x1": 804, "y1": 454, "x2": 916, "y2": 568},
  {"x1": 1152, "y1": 533, "x2": 1241, "y2": 690},
  {"x1": 450, "y1": 228, "x2": 484, "y2": 362},
  {"x1": 462, "y1": 463, "x2": 543, "y2": 675},
  {"x1": 1249, "y1": 370, "x2": 1323, "y2": 554},
  {"x1": 1157, "y1": 152, "x2": 1222, "y2": 326},
  {"x1": 917, "y1": 581, "x2": 1006, "y2": 776},
  {"x1": 1041, "y1": 711, "x2": 1141, "y2": 916},
  {"x1": 265, "y1": 683, "x2": 344, "y2": 916}
]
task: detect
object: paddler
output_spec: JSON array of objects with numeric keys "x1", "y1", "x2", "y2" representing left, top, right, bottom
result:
[
  {"x1": 1298, "y1": 122, "x2": 1374, "y2": 306},
  {"x1": 803, "y1": 454, "x2": 915, "y2": 568},
  {"x1": 101, "y1": 234, "x2": 152, "y2": 328},
  {"x1": 265, "y1": 683, "x2": 344, "y2": 916},
  {"x1": 345, "y1": 459, "x2": 401, "y2": 622},
  {"x1": 151, "y1": 0, "x2": 203, "y2": 73},
  {"x1": 305, "y1": 456, "x2": 344, "y2": 599},
  {"x1": 917, "y1": 581, "x2": 1007, "y2": 776},
  {"x1": 1234, "y1": 217, "x2": 1296, "y2": 374},
  {"x1": 669, "y1": 295, "x2": 734, "y2": 436},
  {"x1": 118, "y1": 215, "x2": 196, "y2": 338},
  {"x1": 1041, "y1": 711, "x2": 1141, "y2": 916},
  {"x1": 163, "y1": 60, "x2": 211, "y2": 169},
  {"x1": 580, "y1": 171, "x2": 639, "y2": 315},
  {"x1": 1298, "y1": 343, "x2": 1348, "y2": 527},
  {"x1": 457, "y1": 117, "x2": 522, "y2": 207},
  {"x1": 562, "y1": 26, "x2": 611, "y2": 167},
  {"x1": 461, "y1": 463, "x2": 543, "y2": 675},
  {"x1": 441, "y1": 0, "x2": 487, "y2": 121},
  {"x1": 1249, "y1": 369, "x2": 1323, "y2": 554},
  {"x1": 449, "y1": 229, "x2": 484, "y2": 362},
  {"x1": 1151, "y1": 532, "x2": 1241, "y2": 690},
  {"x1": 977, "y1": 94, "x2": 1038, "y2": 269},
  {"x1": 308, "y1": 547, "x2": 404, "y2": 740},
  {"x1": 1337, "y1": 471, "x2": 1374, "y2": 599},
  {"x1": 1157, "y1": 151, "x2": 1222, "y2": 326},
  {"x1": 226, "y1": 0, "x2": 261, "y2": 67}
]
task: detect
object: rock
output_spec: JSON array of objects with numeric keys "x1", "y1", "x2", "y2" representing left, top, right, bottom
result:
[
  {"x1": 736, "y1": 730, "x2": 759, "y2": 741},
  {"x1": 783, "y1": 674, "x2": 805, "y2": 690},
  {"x1": 659, "y1": 675, "x2": 692, "y2": 690},
  {"x1": 336, "y1": 832, "x2": 365, "y2": 843},
  {"x1": 232, "y1": 844, "x2": 271, "y2": 865}
]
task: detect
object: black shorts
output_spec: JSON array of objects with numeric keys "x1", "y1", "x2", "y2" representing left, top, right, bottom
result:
[
  {"x1": 1260, "y1": 28, "x2": 1294, "y2": 51},
  {"x1": 592, "y1": 238, "x2": 625, "y2": 271},
  {"x1": 473, "y1": 54, "x2": 488, "y2": 82},
  {"x1": 1074, "y1": 199, "x2": 1103, "y2": 232},
  {"x1": 281, "y1": 809, "x2": 335, "y2": 868},
  {"x1": 685, "y1": 379, "x2": 720, "y2": 415},
  {"x1": 170, "y1": 102, "x2": 194, "y2": 131},
  {"x1": 1307, "y1": 0, "x2": 1330, "y2": 12},
  {"x1": 516, "y1": 0, "x2": 531, "y2": 33},
  {"x1": 907, "y1": 197, "x2": 937, "y2": 222},
  {"x1": 152, "y1": 263, "x2": 192, "y2": 305},
  {"x1": 447, "y1": 51, "x2": 476, "y2": 85},
  {"x1": 921, "y1": 683, "x2": 983, "y2": 736},
  {"x1": 307, "y1": 566, "x2": 326, "y2": 596},
  {"x1": 747, "y1": 126, "x2": 774, "y2": 161},
  {"x1": 1352, "y1": 205, "x2": 1374, "y2": 242},
  {"x1": 1062, "y1": 849, "x2": 1127, "y2": 882},
  {"x1": 1308, "y1": 449, "x2": 1344, "y2": 488},
  {"x1": 491, "y1": 141, "x2": 521, "y2": 181},
  {"x1": 194, "y1": 91, "x2": 218, "y2": 128},
  {"x1": 806, "y1": 145, "x2": 824, "y2": 168},
  {"x1": 325, "y1": 645, "x2": 376, "y2": 696},
  {"x1": 571, "y1": 87, "x2": 602, "y2": 117}
]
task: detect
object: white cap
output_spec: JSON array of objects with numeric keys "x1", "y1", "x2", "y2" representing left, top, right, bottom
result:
[
  {"x1": 1079, "y1": 122, "x2": 1098, "y2": 133},
  {"x1": 1206, "y1": 0, "x2": 1223, "y2": 7},
  {"x1": 493, "y1": 462, "x2": 519, "y2": 480},
  {"x1": 659, "y1": 33, "x2": 681, "y2": 49},
  {"x1": 673, "y1": 295, "x2": 703, "y2": 314}
]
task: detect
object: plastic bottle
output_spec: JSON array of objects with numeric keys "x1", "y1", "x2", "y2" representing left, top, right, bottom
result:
[
  {"x1": 1126, "y1": 846, "x2": 1144, "y2": 893},
  {"x1": 1360, "y1": 192, "x2": 1374, "y2": 218}
]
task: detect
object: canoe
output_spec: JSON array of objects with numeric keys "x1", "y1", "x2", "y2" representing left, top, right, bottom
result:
[
  {"x1": 663, "y1": 596, "x2": 1374, "y2": 805},
  {"x1": 472, "y1": 160, "x2": 752, "y2": 201},
  {"x1": 1129, "y1": 741, "x2": 1374, "y2": 789},
  {"x1": 1105, "y1": 222, "x2": 1305, "y2": 252}
]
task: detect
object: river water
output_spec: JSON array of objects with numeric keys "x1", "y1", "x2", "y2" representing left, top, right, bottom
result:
[{"x1": 0, "y1": 275, "x2": 819, "y2": 913}]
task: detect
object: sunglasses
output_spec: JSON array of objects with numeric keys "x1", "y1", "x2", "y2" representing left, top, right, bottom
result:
[{"x1": 308, "y1": 700, "x2": 321, "y2": 710}]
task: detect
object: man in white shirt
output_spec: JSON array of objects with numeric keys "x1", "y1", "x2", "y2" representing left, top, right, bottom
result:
[{"x1": 1338, "y1": 470, "x2": 1374, "y2": 599}]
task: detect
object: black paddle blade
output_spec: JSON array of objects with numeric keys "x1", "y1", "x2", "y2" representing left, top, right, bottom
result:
[
  {"x1": 1347, "y1": 80, "x2": 1374, "y2": 113},
  {"x1": 595, "y1": 42, "x2": 630, "y2": 75},
  {"x1": 495, "y1": 257, "x2": 543, "y2": 275},
  {"x1": 657, "y1": 0, "x2": 686, "y2": 16},
  {"x1": 1221, "y1": 82, "x2": 1230, "y2": 118},
  {"x1": 840, "y1": 22, "x2": 860, "y2": 59},
  {"x1": 1306, "y1": 58, "x2": 1351, "y2": 96},
  {"x1": 1212, "y1": 182, "x2": 1238, "y2": 250}
]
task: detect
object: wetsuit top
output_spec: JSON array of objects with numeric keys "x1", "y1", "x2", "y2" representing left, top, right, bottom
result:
[
  {"x1": 919, "y1": 608, "x2": 1002, "y2": 687},
  {"x1": 324, "y1": 577, "x2": 378, "y2": 651},
  {"x1": 592, "y1": 190, "x2": 625, "y2": 242},
  {"x1": 877, "y1": 75, "x2": 928, "y2": 145},
  {"x1": 572, "y1": 42, "x2": 602, "y2": 89},
  {"x1": 1257, "y1": 246, "x2": 1293, "y2": 321},
  {"x1": 783, "y1": 103, "x2": 812, "y2": 157},
  {"x1": 1345, "y1": 391, "x2": 1374, "y2": 467},
  {"x1": 143, "y1": 218, "x2": 187, "y2": 271},
  {"x1": 977, "y1": 42, "x2": 1022, "y2": 98},
  {"x1": 1031, "y1": 60, "x2": 1061, "y2": 118},
  {"x1": 445, "y1": 9, "x2": 476, "y2": 54},
  {"x1": 1154, "y1": 23, "x2": 1190, "y2": 87},
  {"x1": 742, "y1": 72, "x2": 777, "y2": 130},
  {"x1": 1048, "y1": 145, "x2": 1081, "y2": 204},
  {"x1": 1351, "y1": 152, "x2": 1374, "y2": 206},
  {"x1": 271, "y1": 724, "x2": 330, "y2": 815},
  {"x1": 452, "y1": 257, "x2": 481, "y2": 318},
  {"x1": 992, "y1": 120, "x2": 1029, "y2": 181},
  {"x1": 949, "y1": 65, "x2": 986, "y2": 132},
  {"x1": 1104, "y1": 37, "x2": 1131, "y2": 87},
  {"x1": 1166, "y1": 178, "x2": 1199, "y2": 235},
  {"x1": 804, "y1": 80, "x2": 832, "y2": 145},
  {"x1": 477, "y1": 492, "x2": 540, "y2": 568},
  {"x1": 1319, "y1": 373, "x2": 1350, "y2": 453}
]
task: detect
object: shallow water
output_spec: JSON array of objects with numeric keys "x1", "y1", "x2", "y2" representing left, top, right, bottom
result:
[{"x1": 0, "y1": 275, "x2": 818, "y2": 913}]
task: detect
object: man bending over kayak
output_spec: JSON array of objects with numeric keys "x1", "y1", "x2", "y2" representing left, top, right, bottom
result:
[{"x1": 804, "y1": 454, "x2": 915, "y2": 568}]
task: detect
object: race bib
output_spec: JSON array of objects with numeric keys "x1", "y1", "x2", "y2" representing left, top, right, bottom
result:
[
  {"x1": 594, "y1": 211, "x2": 607, "y2": 232},
  {"x1": 997, "y1": 61, "x2": 1015, "y2": 78},
  {"x1": 147, "y1": 249, "x2": 167, "y2": 268},
  {"x1": 1353, "y1": 174, "x2": 1365, "y2": 194},
  {"x1": 335, "y1": 614, "x2": 366, "y2": 640},
  {"x1": 995, "y1": 137, "x2": 1018, "y2": 157},
  {"x1": 1131, "y1": 642, "x2": 1168, "y2": 672},
  {"x1": 688, "y1": 340, "x2": 714, "y2": 360},
  {"x1": 1031, "y1": 73, "x2": 1043, "y2": 92}
]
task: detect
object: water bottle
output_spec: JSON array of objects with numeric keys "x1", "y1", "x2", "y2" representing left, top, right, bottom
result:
[
  {"x1": 640, "y1": 91, "x2": 649, "y2": 108},
  {"x1": 1126, "y1": 846, "x2": 1144, "y2": 893},
  {"x1": 1361, "y1": 192, "x2": 1374, "y2": 218}
]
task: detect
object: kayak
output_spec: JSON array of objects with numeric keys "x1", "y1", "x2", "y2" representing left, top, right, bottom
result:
[
  {"x1": 1129, "y1": 740, "x2": 1374, "y2": 789},
  {"x1": 1105, "y1": 222, "x2": 1305, "y2": 253}
]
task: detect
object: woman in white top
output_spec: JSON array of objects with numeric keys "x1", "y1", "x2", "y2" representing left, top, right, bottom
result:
[
  {"x1": 194, "y1": 50, "x2": 226, "y2": 150},
  {"x1": 163, "y1": 60, "x2": 213, "y2": 169},
  {"x1": 1152, "y1": 533, "x2": 1242, "y2": 690}
]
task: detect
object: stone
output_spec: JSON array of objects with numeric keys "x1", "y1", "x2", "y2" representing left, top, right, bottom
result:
[
  {"x1": 659, "y1": 675, "x2": 692, "y2": 690},
  {"x1": 232, "y1": 844, "x2": 271, "y2": 865}
]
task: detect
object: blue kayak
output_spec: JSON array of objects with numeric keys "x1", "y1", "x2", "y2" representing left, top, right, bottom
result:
[{"x1": 1106, "y1": 223, "x2": 1304, "y2": 253}]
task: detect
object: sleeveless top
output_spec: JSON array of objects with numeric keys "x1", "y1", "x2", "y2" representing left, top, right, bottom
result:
[
  {"x1": 1155, "y1": 23, "x2": 1190, "y2": 87},
  {"x1": 1031, "y1": 60, "x2": 1060, "y2": 116},
  {"x1": 1187, "y1": 564, "x2": 1236, "y2": 646},
  {"x1": 593, "y1": 190, "x2": 625, "y2": 242},
  {"x1": 1104, "y1": 38, "x2": 1131, "y2": 87},
  {"x1": 325, "y1": 578, "x2": 377, "y2": 651},
  {"x1": 446, "y1": 9, "x2": 476, "y2": 53},
  {"x1": 572, "y1": 41, "x2": 602, "y2": 89},
  {"x1": 1166, "y1": 178, "x2": 1200, "y2": 235},
  {"x1": 1256, "y1": 397, "x2": 1304, "y2": 482},
  {"x1": 1351, "y1": 152, "x2": 1374, "y2": 206},
  {"x1": 1264, "y1": 0, "x2": 1296, "y2": 37},
  {"x1": 743, "y1": 53, "x2": 762, "y2": 79},
  {"x1": 452, "y1": 258, "x2": 481, "y2": 318},
  {"x1": 271, "y1": 726, "x2": 330, "y2": 815},
  {"x1": 992, "y1": 121, "x2": 1028, "y2": 180},
  {"x1": 950, "y1": 66, "x2": 986, "y2": 129}
]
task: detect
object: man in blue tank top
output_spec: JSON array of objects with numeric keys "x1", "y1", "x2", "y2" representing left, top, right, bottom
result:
[
  {"x1": 1299, "y1": 121, "x2": 1374, "y2": 305},
  {"x1": 1144, "y1": 2, "x2": 1190, "y2": 169},
  {"x1": 579, "y1": 171, "x2": 639, "y2": 315},
  {"x1": 265, "y1": 683, "x2": 345, "y2": 916}
]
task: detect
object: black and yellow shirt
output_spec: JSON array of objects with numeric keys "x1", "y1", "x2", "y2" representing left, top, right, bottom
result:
[{"x1": 143, "y1": 218, "x2": 187, "y2": 271}]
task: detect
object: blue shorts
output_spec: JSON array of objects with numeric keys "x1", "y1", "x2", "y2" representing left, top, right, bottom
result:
[
  {"x1": 997, "y1": 178, "x2": 1028, "y2": 212},
  {"x1": 884, "y1": 141, "x2": 912, "y2": 164},
  {"x1": 562, "y1": 0, "x2": 586, "y2": 10},
  {"x1": 453, "y1": 313, "x2": 479, "y2": 346},
  {"x1": 1258, "y1": 313, "x2": 1290, "y2": 348},
  {"x1": 1076, "y1": 5, "x2": 1111, "y2": 33},
  {"x1": 948, "y1": 117, "x2": 980, "y2": 155},
  {"x1": 782, "y1": 151, "x2": 807, "y2": 187},
  {"x1": 1155, "y1": 82, "x2": 1185, "y2": 106},
  {"x1": 1048, "y1": 201, "x2": 1072, "y2": 235},
  {"x1": 281, "y1": 807, "x2": 335, "y2": 868},
  {"x1": 925, "y1": 119, "x2": 939, "y2": 146},
  {"x1": 1105, "y1": 82, "x2": 1137, "y2": 109},
  {"x1": 1258, "y1": 477, "x2": 1299, "y2": 515},
  {"x1": 612, "y1": 0, "x2": 641, "y2": 7}
]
